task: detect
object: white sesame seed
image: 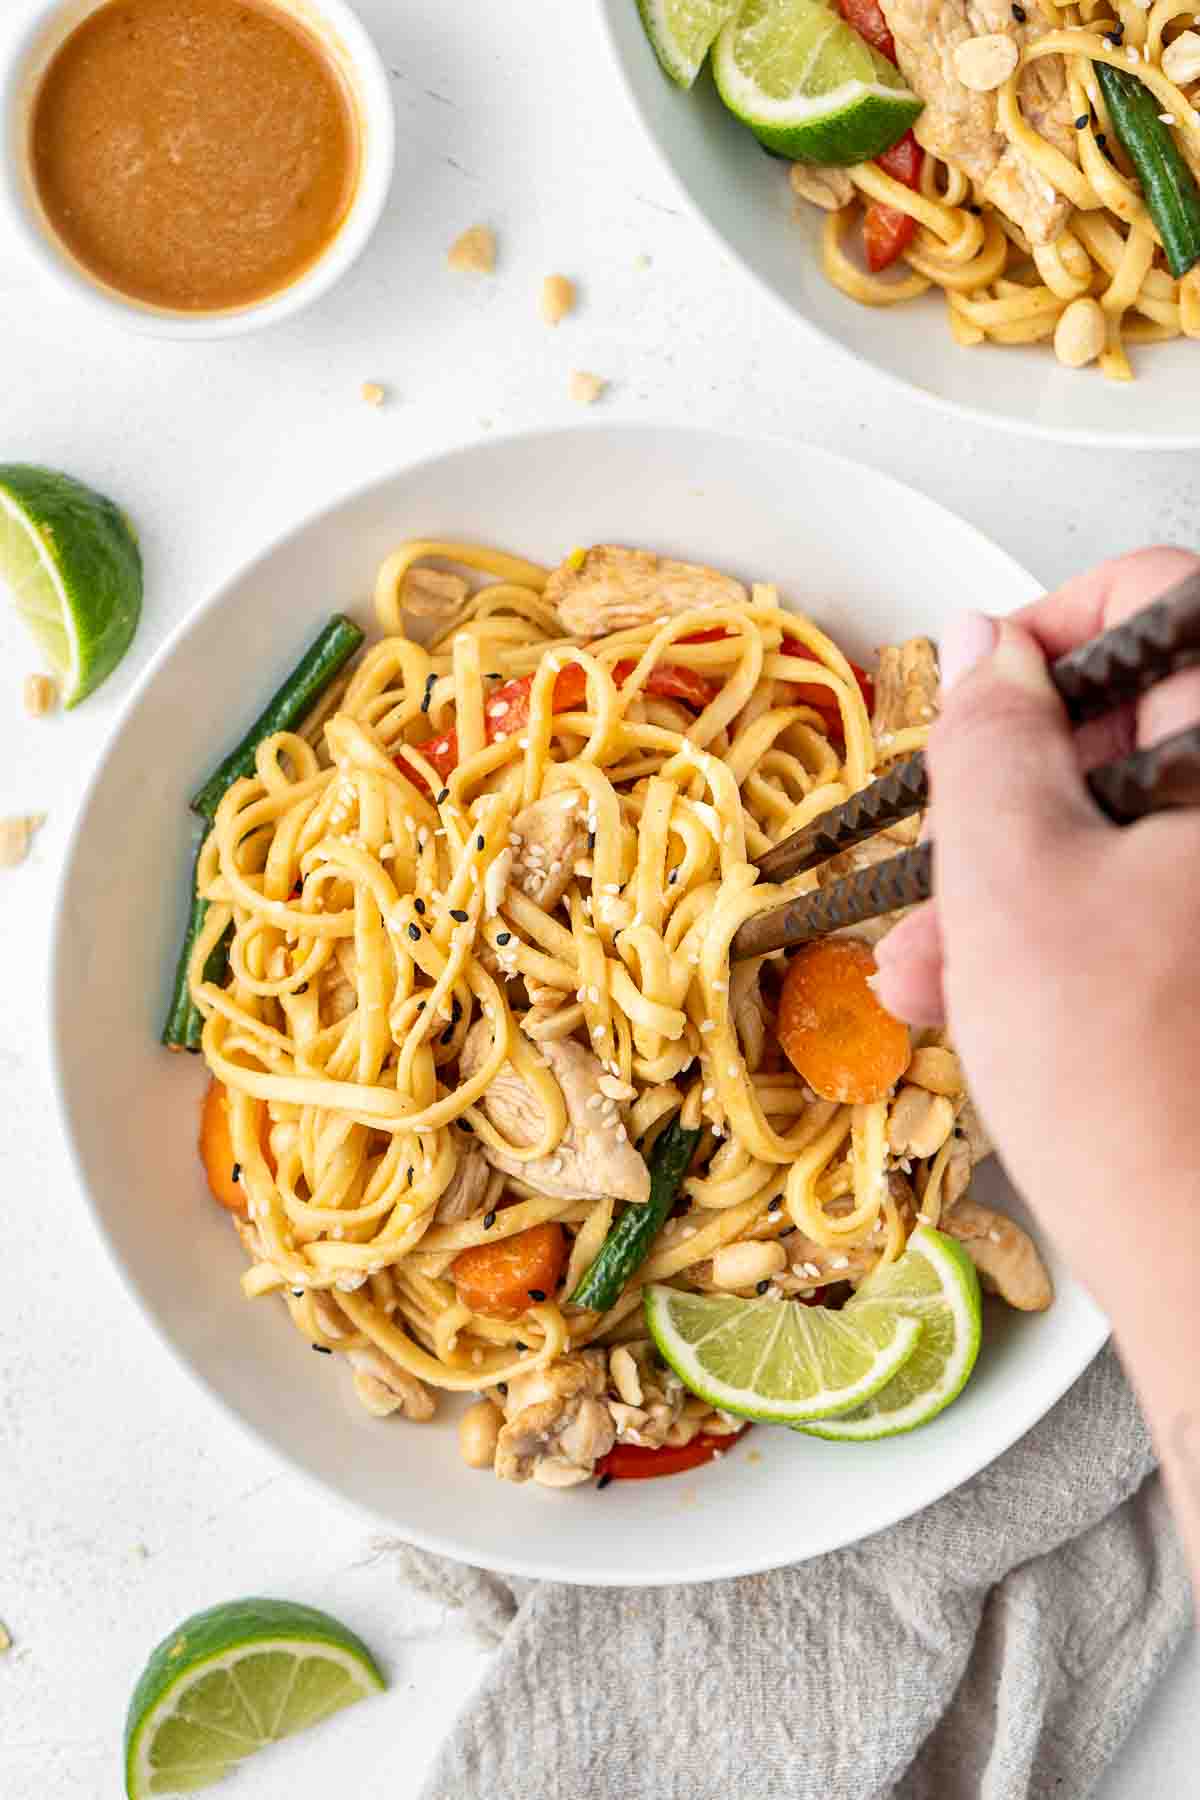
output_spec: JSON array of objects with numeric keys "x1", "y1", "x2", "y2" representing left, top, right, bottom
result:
[
  {"x1": 727, "y1": 1064, "x2": 738, "y2": 1078},
  {"x1": 489, "y1": 701, "x2": 510, "y2": 718},
  {"x1": 615, "y1": 1124, "x2": 627, "y2": 1142},
  {"x1": 518, "y1": 737, "x2": 530, "y2": 750},
  {"x1": 804, "y1": 1262, "x2": 821, "y2": 1279},
  {"x1": 831, "y1": 1254, "x2": 850, "y2": 1270},
  {"x1": 586, "y1": 1093, "x2": 604, "y2": 1110},
  {"x1": 591, "y1": 1025, "x2": 605, "y2": 1040},
  {"x1": 701, "y1": 1086, "x2": 715, "y2": 1102},
  {"x1": 700, "y1": 1020, "x2": 715, "y2": 1034},
  {"x1": 588, "y1": 985, "x2": 601, "y2": 1004}
]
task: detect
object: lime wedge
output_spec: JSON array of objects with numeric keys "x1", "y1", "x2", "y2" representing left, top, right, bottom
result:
[
  {"x1": 124, "y1": 1598, "x2": 385, "y2": 1797},
  {"x1": 0, "y1": 463, "x2": 142, "y2": 707},
  {"x1": 712, "y1": 0, "x2": 922, "y2": 163},
  {"x1": 636, "y1": 0, "x2": 744, "y2": 87},
  {"x1": 797, "y1": 1226, "x2": 982, "y2": 1440},
  {"x1": 644, "y1": 1282, "x2": 921, "y2": 1422}
]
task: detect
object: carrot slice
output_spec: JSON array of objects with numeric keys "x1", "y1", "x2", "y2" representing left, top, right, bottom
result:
[
  {"x1": 199, "y1": 1078, "x2": 268, "y2": 1214},
  {"x1": 452, "y1": 1221, "x2": 567, "y2": 1320},
  {"x1": 777, "y1": 939, "x2": 910, "y2": 1104}
]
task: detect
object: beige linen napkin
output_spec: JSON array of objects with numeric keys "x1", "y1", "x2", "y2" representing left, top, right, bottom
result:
[{"x1": 396, "y1": 1348, "x2": 1191, "y2": 1800}]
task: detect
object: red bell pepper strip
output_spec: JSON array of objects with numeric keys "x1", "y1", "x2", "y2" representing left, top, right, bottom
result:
[
  {"x1": 595, "y1": 1423, "x2": 750, "y2": 1482},
  {"x1": 863, "y1": 129, "x2": 924, "y2": 275},
  {"x1": 396, "y1": 660, "x2": 715, "y2": 792},
  {"x1": 835, "y1": 0, "x2": 897, "y2": 62},
  {"x1": 780, "y1": 640, "x2": 875, "y2": 735}
]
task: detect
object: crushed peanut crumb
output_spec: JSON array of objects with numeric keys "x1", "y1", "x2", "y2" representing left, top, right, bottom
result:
[
  {"x1": 0, "y1": 814, "x2": 45, "y2": 870},
  {"x1": 24, "y1": 673, "x2": 56, "y2": 717},
  {"x1": 569, "y1": 370, "x2": 606, "y2": 406},
  {"x1": 448, "y1": 224, "x2": 496, "y2": 274},
  {"x1": 540, "y1": 273, "x2": 576, "y2": 325},
  {"x1": 361, "y1": 382, "x2": 387, "y2": 407}
]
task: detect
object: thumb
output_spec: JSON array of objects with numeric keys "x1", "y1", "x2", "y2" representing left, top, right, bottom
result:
[{"x1": 929, "y1": 612, "x2": 1095, "y2": 899}]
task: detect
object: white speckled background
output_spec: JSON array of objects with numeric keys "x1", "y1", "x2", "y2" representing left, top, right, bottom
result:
[{"x1": 0, "y1": 0, "x2": 1195, "y2": 1792}]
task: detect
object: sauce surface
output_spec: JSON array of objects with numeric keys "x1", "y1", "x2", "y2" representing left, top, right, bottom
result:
[{"x1": 31, "y1": 0, "x2": 360, "y2": 313}]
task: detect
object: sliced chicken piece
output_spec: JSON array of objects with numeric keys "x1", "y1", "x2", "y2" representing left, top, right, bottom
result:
[
  {"x1": 940, "y1": 1198, "x2": 1053, "y2": 1310},
  {"x1": 872, "y1": 636, "x2": 940, "y2": 740},
  {"x1": 494, "y1": 1350, "x2": 616, "y2": 1483},
  {"x1": 880, "y1": 0, "x2": 1074, "y2": 244},
  {"x1": 544, "y1": 545, "x2": 747, "y2": 637},
  {"x1": 459, "y1": 1020, "x2": 651, "y2": 1205},
  {"x1": 510, "y1": 787, "x2": 586, "y2": 913},
  {"x1": 347, "y1": 1346, "x2": 437, "y2": 1419},
  {"x1": 434, "y1": 1132, "x2": 493, "y2": 1223}
]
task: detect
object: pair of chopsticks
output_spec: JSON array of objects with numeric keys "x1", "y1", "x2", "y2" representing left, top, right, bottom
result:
[{"x1": 730, "y1": 571, "x2": 1200, "y2": 962}]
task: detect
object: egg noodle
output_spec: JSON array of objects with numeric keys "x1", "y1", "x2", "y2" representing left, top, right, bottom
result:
[
  {"x1": 821, "y1": 0, "x2": 1200, "y2": 378},
  {"x1": 187, "y1": 540, "x2": 945, "y2": 1434}
]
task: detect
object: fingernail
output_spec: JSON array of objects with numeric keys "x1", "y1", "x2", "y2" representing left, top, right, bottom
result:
[{"x1": 938, "y1": 611, "x2": 996, "y2": 693}]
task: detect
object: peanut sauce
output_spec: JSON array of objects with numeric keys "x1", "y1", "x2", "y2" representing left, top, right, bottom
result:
[{"x1": 30, "y1": 0, "x2": 360, "y2": 312}]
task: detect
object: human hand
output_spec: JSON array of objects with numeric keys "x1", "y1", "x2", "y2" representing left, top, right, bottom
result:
[{"x1": 873, "y1": 548, "x2": 1200, "y2": 1336}]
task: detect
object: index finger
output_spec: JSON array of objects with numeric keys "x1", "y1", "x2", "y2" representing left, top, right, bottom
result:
[{"x1": 1013, "y1": 545, "x2": 1200, "y2": 755}]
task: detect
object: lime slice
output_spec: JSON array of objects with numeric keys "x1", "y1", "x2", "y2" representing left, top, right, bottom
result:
[
  {"x1": 636, "y1": 0, "x2": 744, "y2": 88},
  {"x1": 712, "y1": 0, "x2": 922, "y2": 163},
  {"x1": 797, "y1": 1226, "x2": 982, "y2": 1440},
  {"x1": 644, "y1": 1282, "x2": 921, "y2": 1422},
  {"x1": 0, "y1": 463, "x2": 142, "y2": 707},
  {"x1": 124, "y1": 1597, "x2": 385, "y2": 1797}
]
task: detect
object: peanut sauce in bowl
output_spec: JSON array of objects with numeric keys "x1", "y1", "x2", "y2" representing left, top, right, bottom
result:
[{"x1": 2, "y1": 0, "x2": 394, "y2": 334}]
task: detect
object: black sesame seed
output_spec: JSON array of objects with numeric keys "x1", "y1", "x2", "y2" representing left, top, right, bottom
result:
[
  {"x1": 436, "y1": 787, "x2": 450, "y2": 805},
  {"x1": 768, "y1": 1200, "x2": 782, "y2": 1216},
  {"x1": 668, "y1": 870, "x2": 679, "y2": 885},
  {"x1": 596, "y1": 1472, "x2": 613, "y2": 1491},
  {"x1": 756, "y1": 1279, "x2": 771, "y2": 1295},
  {"x1": 231, "y1": 1163, "x2": 241, "y2": 1183},
  {"x1": 1075, "y1": 114, "x2": 1089, "y2": 129},
  {"x1": 450, "y1": 908, "x2": 469, "y2": 923},
  {"x1": 1096, "y1": 131, "x2": 1107, "y2": 146},
  {"x1": 408, "y1": 922, "x2": 421, "y2": 942},
  {"x1": 440, "y1": 1024, "x2": 454, "y2": 1045},
  {"x1": 476, "y1": 834, "x2": 485, "y2": 852},
  {"x1": 516, "y1": 1340, "x2": 528, "y2": 1351},
  {"x1": 497, "y1": 1382, "x2": 508, "y2": 1396},
  {"x1": 451, "y1": 997, "x2": 462, "y2": 1023},
  {"x1": 488, "y1": 672, "x2": 502, "y2": 680},
  {"x1": 460, "y1": 1120, "x2": 474, "y2": 1134},
  {"x1": 967, "y1": 203, "x2": 983, "y2": 215},
  {"x1": 296, "y1": 982, "x2": 308, "y2": 994},
  {"x1": 291, "y1": 1288, "x2": 304, "y2": 1298},
  {"x1": 527, "y1": 1288, "x2": 546, "y2": 1302},
  {"x1": 496, "y1": 931, "x2": 511, "y2": 945},
  {"x1": 1011, "y1": 3, "x2": 1026, "y2": 18},
  {"x1": 417, "y1": 1000, "x2": 426, "y2": 1011},
  {"x1": 407, "y1": 1166, "x2": 414, "y2": 1183},
  {"x1": 483, "y1": 1209, "x2": 497, "y2": 1230},
  {"x1": 311, "y1": 1344, "x2": 333, "y2": 1355},
  {"x1": 587, "y1": 832, "x2": 596, "y2": 851},
  {"x1": 414, "y1": 897, "x2": 426, "y2": 915}
]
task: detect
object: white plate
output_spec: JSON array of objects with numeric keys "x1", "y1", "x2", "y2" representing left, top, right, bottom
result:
[
  {"x1": 49, "y1": 424, "x2": 1107, "y2": 1585},
  {"x1": 597, "y1": 1, "x2": 1198, "y2": 450}
]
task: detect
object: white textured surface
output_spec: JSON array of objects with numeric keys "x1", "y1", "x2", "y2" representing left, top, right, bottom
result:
[{"x1": 0, "y1": 0, "x2": 1194, "y2": 1793}]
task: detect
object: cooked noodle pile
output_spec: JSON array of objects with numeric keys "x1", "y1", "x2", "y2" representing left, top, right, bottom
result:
[{"x1": 188, "y1": 539, "x2": 1003, "y2": 1478}]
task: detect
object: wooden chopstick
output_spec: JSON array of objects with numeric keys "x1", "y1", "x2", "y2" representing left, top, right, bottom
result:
[{"x1": 730, "y1": 574, "x2": 1200, "y2": 963}]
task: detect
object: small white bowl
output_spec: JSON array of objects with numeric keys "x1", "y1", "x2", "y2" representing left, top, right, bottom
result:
[
  {"x1": 49, "y1": 424, "x2": 1108, "y2": 1584},
  {"x1": 0, "y1": 0, "x2": 395, "y2": 338}
]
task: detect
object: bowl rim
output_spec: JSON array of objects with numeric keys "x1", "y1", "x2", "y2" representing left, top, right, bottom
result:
[
  {"x1": 592, "y1": 0, "x2": 1200, "y2": 453},
  {"x1": 0, "y1": 0, "x2": 396, "y2": 340},
  {"x1": 46, "y1": 422, "x2": 1110, "y2": 1583}
]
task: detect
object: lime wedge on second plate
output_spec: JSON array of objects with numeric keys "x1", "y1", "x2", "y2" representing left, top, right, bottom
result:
[
  {"x1": 637, "y1": 0, "x2": 744, "y2": 88},
  {"x1": 0, "y1": 462, "x2": 142, "y2": 707},
  {"x1": 644, "y1": 1282, "x2": 922, "y2": 1422},
  {"x1": 797, "y1": 1226, "x2": 982, "y2": 1441},
  {"x1": 712, "y1": 0, "x2": 922, "y2": 163},
  {"x1": 124, "y1": 1597, "x2": 385, "y2": 1797}
]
